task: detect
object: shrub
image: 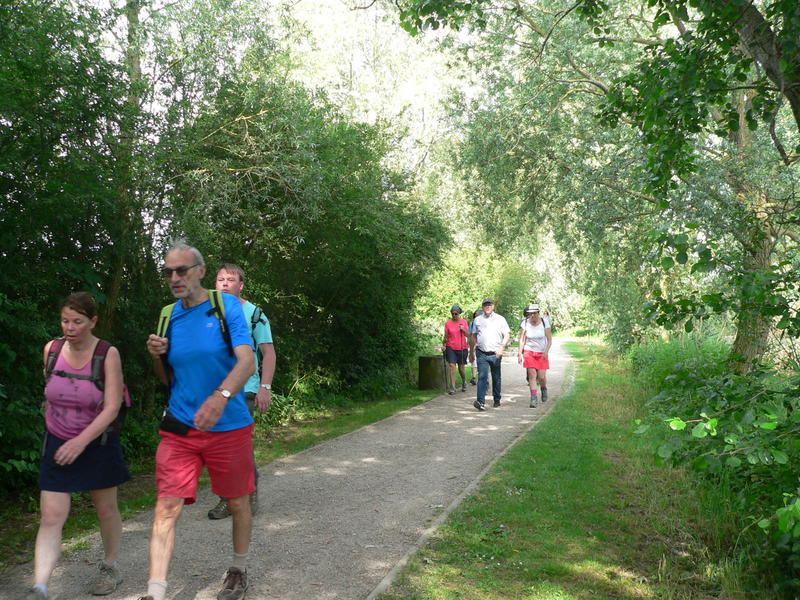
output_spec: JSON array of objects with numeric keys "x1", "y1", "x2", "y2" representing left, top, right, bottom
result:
[{"x1": 630, "y1": 335, "x2": 800, "y2": 593}]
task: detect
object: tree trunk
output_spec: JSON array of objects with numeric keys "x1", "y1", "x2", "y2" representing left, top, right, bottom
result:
[
  {"x1": 99, "y1": 0, "x2": 143, "y2": 338},
  {"x1": 729, "y1": 229, "x2": 774, "y2": 374},
  {"x1": 726, "y1": 90, "x2": 776, "y2": 374}
]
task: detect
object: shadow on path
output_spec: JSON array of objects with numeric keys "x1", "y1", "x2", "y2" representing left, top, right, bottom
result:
[{"x1": 1, "y1": 340, "x2": 573, "y2": 600}]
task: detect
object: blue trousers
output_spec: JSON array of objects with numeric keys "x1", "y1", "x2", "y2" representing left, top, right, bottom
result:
[{"x1": 476, "y1": 351, "x2": 502, "y2": 405}]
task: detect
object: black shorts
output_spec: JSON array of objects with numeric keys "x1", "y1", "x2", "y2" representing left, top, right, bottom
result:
[
  {"x1": 445, "y1": 347, "x2": 468, "y2": 365},
  {"x1": 39, "y1": 431, "x2": 131, "y2": 493}
]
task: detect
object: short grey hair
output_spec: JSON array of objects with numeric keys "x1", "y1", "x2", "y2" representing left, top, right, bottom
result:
[{"x1": 166, "y1": 238, "x2": 205, "y2": 266}]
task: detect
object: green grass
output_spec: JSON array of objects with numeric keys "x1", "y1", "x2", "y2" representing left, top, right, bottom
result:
[
  {"x1": 378, "y1": 340, "x2": 769, "y2": 600},
  {"x1": 0, "y1": 386, "x2": 438, "y2": 572}
]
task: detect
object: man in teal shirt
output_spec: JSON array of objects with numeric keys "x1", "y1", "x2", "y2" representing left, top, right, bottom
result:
[{"x1": 209, "y1": 263, "x2": 276, "y2": 520}]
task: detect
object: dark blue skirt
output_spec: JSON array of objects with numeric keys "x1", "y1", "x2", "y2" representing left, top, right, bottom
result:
[{"x1": 39, "y1": 431, "x2": 131, "y2": 493}]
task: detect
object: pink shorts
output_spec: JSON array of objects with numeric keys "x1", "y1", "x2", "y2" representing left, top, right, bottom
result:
[
  {"x1": 155, "y1": 424, "x2": 254, "y2": 504},
  {"x1": 523, "y1": 350, "x2": 549, "y2": 371}
]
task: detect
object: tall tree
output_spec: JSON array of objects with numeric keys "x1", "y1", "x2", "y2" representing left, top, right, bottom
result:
[
  {"x1": 393, "y1": 0, "x2": 800, "y2": 366},
  {"x1": 0, "y1": 0, "x2": 129, "y2": 486}
]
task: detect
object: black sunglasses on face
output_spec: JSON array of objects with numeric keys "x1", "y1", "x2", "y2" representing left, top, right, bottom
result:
[{"x1": 160, "y1": 264, "x2": 199, "y2": 278}]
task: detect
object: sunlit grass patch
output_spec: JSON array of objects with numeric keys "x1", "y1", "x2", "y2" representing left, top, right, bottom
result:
[{"x1": 380, "y1": 340, "x2": 764, "y2": 600}]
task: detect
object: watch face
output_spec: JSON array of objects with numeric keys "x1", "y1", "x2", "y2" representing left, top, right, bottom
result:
[{"x1": 219, "y1": 389, "x2": 231, "y2": 398}]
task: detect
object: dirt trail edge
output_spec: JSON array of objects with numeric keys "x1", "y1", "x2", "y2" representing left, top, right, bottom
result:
[{"x1": 1, "y1": 339, "x2": 573, "y2": 600}]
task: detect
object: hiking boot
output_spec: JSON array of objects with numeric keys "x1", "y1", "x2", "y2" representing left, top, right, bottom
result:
[
  {"x1": 470, "y1": 378, "x2": 476, "y2": 385},
  {"x1": 461, "y1": 383, "x2": 467, "y2": 392},
  {"x1": 23, "y1": 589, "x2": 47, "y2": 600},
  {"x1": 250, "y1": 490, "x2": 258, "y2": 517},
  {"x1": 541, "y1": 389, "x2": 549, "y2": 403},
  {"x1": 89, "y1": 562, "x2": 122, "y2": 595},
  {"x1": 473, "y1": 400, "x2": 485, "y2": 411},
  {"x1": 208, "y1": 499, "x2": 231, "y2": 520},
  {"x1": 530, "y1": 397, "x2": 539, "y2": 408},
  {"x1": 493, "y1": 400, "x2": 501, "y2": 408},
  {"x1": 218, "y1": 567, "x2": 248, "y2": 600},
  {"x1": 448, "y1": 387, "x2": 456, "y2": 395}
]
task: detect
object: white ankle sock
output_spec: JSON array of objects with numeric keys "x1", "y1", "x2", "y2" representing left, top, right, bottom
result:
[
  {"x1": 232, "y1": 552, "x2": 248, "y2": 569},
  {"x1": 147, "y1": 578, "x2": 168, "y2": 600}
]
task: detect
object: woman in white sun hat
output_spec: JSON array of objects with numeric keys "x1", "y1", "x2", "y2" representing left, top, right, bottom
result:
[{"x1": 517, "y1": 303, "x2": 552, "y2": 408}]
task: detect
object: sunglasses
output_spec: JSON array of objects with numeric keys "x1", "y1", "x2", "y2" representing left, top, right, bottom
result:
[{"x1": 160, "y1": 264, "x2": 199, "y2": 278}]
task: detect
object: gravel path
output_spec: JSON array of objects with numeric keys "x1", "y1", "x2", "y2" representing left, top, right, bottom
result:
[{"x1": 2, "y1": 340, "x2": 572, "y2": 600}]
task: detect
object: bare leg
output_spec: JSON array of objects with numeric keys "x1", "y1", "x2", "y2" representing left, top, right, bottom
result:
[
  {"x1": 448, "y1": 363, "x2": 457, "y2": 390},
  {"x1": 537, "y1": 370, "x2": 549, "y2": 402},
  {"x1": 457, "y1": 363, "x2": 467, "y2": 385},
  {"x1": 227, "y1": 495, "x2": 252, "y2": 555},
  {"x1": 90, "y1": 487, "x2": 122, "y2": 563},
  {"x1": 527, "y1": 367, "x2": 539, "y2": 407},
  {"x1": 148, "y1": 497, "x2": 184, "y2": 581},
  {"x1": 527, "y1": 368, "x2": 538, "y2": 393},
  {"x1": 537, "y1": 369, "x2": 548, "y2": 389},
  {"x1": 33, "y1": 491, "x2": 71, "y2": 586}
]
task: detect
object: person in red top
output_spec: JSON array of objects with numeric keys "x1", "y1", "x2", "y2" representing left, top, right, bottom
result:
[{"x1": 442, "y1": 305, "x2": 471, "y2": 394}]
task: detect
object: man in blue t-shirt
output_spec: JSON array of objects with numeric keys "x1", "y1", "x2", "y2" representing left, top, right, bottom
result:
[
  {"x1": 208, "y1": 263, "x2": 276, "y2": 521},
  {"x1": 144, "y1": 242, "x2": 255, "y2": 600}
]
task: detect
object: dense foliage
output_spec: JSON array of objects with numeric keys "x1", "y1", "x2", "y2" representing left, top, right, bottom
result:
[
  {"x1": 0, "y1": 0, "x2": 449, "y2": 491},
  {"x1": 629, "y1": 335, "x2": 800, "y2": 593}
]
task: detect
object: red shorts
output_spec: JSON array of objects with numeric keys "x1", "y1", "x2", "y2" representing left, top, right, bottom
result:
[
  {"x1": 523, "y1": 350, "x2": 549, "y2": 370},
  {"x1": 155, "y1": 424, "x2": 254, "y2": 504}
]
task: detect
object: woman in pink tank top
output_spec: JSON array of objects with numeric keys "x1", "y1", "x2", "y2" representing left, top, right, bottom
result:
[{"x1": 24, "y1": 292, "x2": 129, "y2": 600}]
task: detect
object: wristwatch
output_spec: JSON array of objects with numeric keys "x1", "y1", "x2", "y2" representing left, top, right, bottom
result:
[
  {"x1": 216, "y1": 388, "x2": 232, "y2": 400},
  {"x1": 260, "y1": 383, "x2": 272, "y2": 390}
]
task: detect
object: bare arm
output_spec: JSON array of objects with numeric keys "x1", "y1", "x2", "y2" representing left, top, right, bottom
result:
[
  {"x1": 52, "y1": 346, "x2": 124, "y2": 466},
  {"x1": 497, "y1": 330, "x2": 511, "y2": 358},
  {"x1": 254, "y1": 342, "x2": 276, "y2": 413},
  {"x1": 193, "y1": 344, "x2": 255, "y2": 431},
  {"x1": 146, "y1": 333, "x2": 170, "y2": 385},
  {"x1": 518, "y1": 328, "x2": 527, "y2": 364}
]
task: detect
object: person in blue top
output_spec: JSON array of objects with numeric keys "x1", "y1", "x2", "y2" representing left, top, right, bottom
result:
[
  {"x1": 143, "y1": 242, "x2": 255, "y2": 600},
  {"x1": 208, "y1": 263, "x2": 276, "y2": 520}
]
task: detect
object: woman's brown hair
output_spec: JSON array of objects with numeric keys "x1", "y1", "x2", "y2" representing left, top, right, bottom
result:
[{"x1": 60, "y1": 292, "x2": 98, "y2": 319}]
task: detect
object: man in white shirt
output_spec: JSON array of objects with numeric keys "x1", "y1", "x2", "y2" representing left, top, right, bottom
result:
[{"x1": 468, "y1": 299, "x2": 510, "y2": 411}]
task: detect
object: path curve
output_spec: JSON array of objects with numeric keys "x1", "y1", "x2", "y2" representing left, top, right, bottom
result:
[{"x1": 1, "y1": 339, "x2": 572, "y2": 600}]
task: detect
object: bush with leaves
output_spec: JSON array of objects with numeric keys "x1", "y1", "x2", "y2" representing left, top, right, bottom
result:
[{"x1": 631, "y1": 338, "x2": 800, "y2": 591}]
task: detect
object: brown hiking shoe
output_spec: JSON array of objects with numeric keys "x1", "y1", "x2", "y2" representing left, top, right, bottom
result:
[
  {"x1": 89, "y1": 562, "x2": 122, "y2": 595},
  {"x1": 208, "y1": 499, "x2": 231, "y2": 520},
  {"x1": 218, "y1": 567, "x2": 248, "y2": 600}
]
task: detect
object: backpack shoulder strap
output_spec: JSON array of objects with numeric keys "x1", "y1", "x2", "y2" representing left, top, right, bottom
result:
[
  {"x1": 45, "y1": 338, "x2": 66, "y2": 378},
  {"x1": 209, "y1": 290, "x2": 234, "y2": 356},
  {"x1": 156, "y1": 302, "x2": 177, "y2": 376},
  {"x1": 46, "y1": 338, "x2": 110, "y2": 393},
  {"x1": 250, "y1": 305, "x2": 267, "y2": 339},
  {"x1": 251, "y1": 305, "x2": 263, "y2": 328},
  {"x1": 157, "y1": 302, "x2": 177, "y2": 338},
  {"x1": 90, "y1": 340, "x2": 112, "y2": 391}
]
